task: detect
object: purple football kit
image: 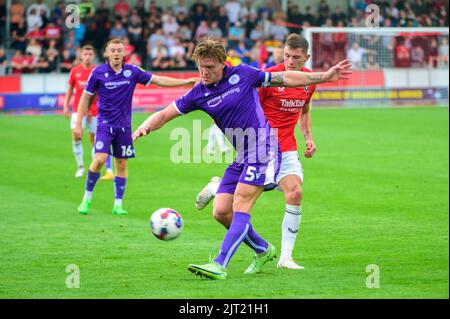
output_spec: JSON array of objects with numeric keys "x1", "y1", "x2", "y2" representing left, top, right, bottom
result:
[
  {"x1": 84, "y1": 63, "x2": 153, "y2": 158},
  {"x1": 174, "y1": 64, "x2": 281, "y2": 194}
]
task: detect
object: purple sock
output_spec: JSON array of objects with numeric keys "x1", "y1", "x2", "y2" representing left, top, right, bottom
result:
[
  {"x1": 85, "y1": 170, "x2": 100, "y2": 192},
  {"x1": 243, "y1": 224, "x2": 269, "y2": 254},
  {"x1": 221, "y1": 219, "x2": 269, "y2": 254},
  {"x1": 105, "y1": 155, "x2": 113, "y2": 171},
  {"x1": 114, "y1": 176, "x2": 127, "y2": 199},
  {"x1": 215, "y1": 212, "x2": 251, "y2": 268}
]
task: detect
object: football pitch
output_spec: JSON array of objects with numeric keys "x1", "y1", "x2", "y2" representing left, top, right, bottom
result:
[{"x1": 0, "y1": 106, "x2": 448, "y2": 299}]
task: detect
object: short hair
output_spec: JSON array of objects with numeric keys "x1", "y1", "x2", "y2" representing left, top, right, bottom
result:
[
  {"x1": 192, "y1": 37, "x2": 227, "y2": 65},
  {"x1": 105, "y1": 38, "x2": 125, "y2": 50},
  {"x1": 81, "y1": 45, "x2": 95, "y2": 53},
  {"x1": 285, "y1": 34, "x2": 309, "y2": 53}
]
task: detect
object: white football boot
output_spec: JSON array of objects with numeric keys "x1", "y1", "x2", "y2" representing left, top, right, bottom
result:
[
  {"x1": 75, "y1": 166, "x2": 85, "y2": 178},
  {"x1": 277, "y1": 258, "x2": 305, "y2": 270},
  {"x1": 195, "y1": 176, "x2": 221, "y2": 210}
]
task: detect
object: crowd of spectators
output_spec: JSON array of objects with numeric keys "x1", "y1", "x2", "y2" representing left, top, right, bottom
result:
[{"x1": 0, "y1": 0, "x2": 448, "y2": 75}]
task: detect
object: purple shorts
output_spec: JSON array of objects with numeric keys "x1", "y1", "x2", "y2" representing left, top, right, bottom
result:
[
  {"x1": 217, "y1": 150, "x2": 281, "y2": 195},
  {"x1": 94, "y1": 125, "x2": 135, "y2": 159}
]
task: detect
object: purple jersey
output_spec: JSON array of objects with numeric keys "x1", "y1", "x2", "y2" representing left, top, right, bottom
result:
[
  {"x1": 84, "y1": 63, "x2": 153, "y2": 127},
  {"x1": 174, "y1": 64, "x2": 276, "y2": 163}
]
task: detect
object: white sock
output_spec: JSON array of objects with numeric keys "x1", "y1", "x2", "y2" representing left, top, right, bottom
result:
[
  {"x1": 73, "y1": 140, "x2": 84, "y2": 167},
  {"x1": 114, "y1": 198, "x2": 122, "y2": 206},
  {"x1": 83, "y1": 191, "x2": 93, "y2": 201},
  {"x1": 280, "y1": 204, "x2": 302, "y2": 260}
]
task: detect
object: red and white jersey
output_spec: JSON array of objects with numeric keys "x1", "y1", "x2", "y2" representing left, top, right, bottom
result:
[
  {"x1": 259, "y1": 63, "x2": 316, "y2": 152},
  {"x1": 68, "y1": 64, "x2": 98, "y2": 116}
]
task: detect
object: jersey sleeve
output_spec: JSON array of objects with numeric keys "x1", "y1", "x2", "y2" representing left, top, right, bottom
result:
[
  {"x1": 134, "y1": 66, "x2": 153, "y2": 86},
  {"x1": 173, "y1": 87, "x2": 197, "y2": 115},
  {"x1": 240, "y1": 64, "x2": 271, "y2": 88},
  {"x1": 84, "y1": 68, "x2": 98, "y2": 96},
  {"x1": 305, "y1": 84, "x2": 316, "y2": 104}
]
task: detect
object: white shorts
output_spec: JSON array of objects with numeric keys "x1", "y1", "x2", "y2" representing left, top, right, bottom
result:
[
  {"x1": 276, "y1": 151, "x2": 304, "y2": 184},
  {"x1": 71, "y1": 113, "x2": 97, "y2": 134}
]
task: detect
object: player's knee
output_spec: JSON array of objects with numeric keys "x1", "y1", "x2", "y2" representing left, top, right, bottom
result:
[
  {"x1": 285, "y1": 185, "x2": 302, "y2": 205},
  {"x1": 94, "y1": 156, "x2": 107, "y2": 167},
  {"x1": 213, "y1": 207, "x2": 232, "y2": 227}
]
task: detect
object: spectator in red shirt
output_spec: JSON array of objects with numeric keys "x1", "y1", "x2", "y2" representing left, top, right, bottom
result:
[
  {"x1": 395, "y1": 37, "x2": 411, "y2": 67},
  {"x1": 11, "y1": 50, "x2": 34, "y2": 73},
  {"x1": 27, "y1": 25, "x2": 44, "y2": 40},
  {"x1": 114, "y1": 0, "x2": 129, "y2": 20},
  {"x1": 128, "y1": 52, "x2": 142, "y2": 66},
  {"x1": 123, "y1": 37, "x2": 135, "y2": 63},
  {"x1": 44, "y1": 21, "x2": 61, "y2": 41}
]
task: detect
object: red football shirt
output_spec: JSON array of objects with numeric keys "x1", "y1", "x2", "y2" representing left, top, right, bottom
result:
[
  {"x1": 259, "y1": 63, "x2": 316, "y2": 152},
  {"x1": 68, "y1": 64, "x2": 98, "y2": 116}
]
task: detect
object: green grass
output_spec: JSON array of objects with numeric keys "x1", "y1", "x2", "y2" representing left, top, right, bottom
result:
[{"x1": 0, "y1": 106, "x2": 448, "y2": 298}]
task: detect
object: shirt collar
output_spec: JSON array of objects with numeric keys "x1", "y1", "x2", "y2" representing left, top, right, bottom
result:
[{"x1": 106, "y1": 62, "x2": 124, "y2": 75}]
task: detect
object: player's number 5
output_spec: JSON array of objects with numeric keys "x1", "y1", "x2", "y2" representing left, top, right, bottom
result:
[
  {"x1": 244, "y1": 166, "x2": 257, "y2": 182},
  {"x1": 121, "y1": 145, "x2": 133, "y2": 157}
]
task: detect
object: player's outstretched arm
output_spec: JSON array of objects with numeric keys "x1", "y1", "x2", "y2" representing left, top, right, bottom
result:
[
  {"x1": 74, "y1": 91, "x2": 93, "y2": 139},
  {"x1": 151, "y1": 75, "x2": 199, "y2": 87},
  {"x1": 132, "y1": 102, "x2": 181, "y2": 141},
  {"x1": 63, "y1": 84, "x2": 74, "y2": 118},
  {"x1": 269, "y1": 59, "x2": 352, "y2": 87}
]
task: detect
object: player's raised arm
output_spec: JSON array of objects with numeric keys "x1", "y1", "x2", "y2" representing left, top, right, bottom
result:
[
  {"x1": 269, "y1": 59, "x2": 352, "y2": 87},
  {"x1": 132, "y1": 102, "x2": 181, "y2": 141},
  {"x1": 151, "y1": 75, "x2": 199, "y2": 87},
  {"x1": 74, "y1": 91, "x2": 94, "y2": 139}
]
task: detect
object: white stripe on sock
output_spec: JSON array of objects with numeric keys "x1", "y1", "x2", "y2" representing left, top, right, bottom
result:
[
  {"x1": 245, "y1": 235, "x2": 267, "y2": 252},
  {"x1": 223, "y1": 224, "x2": 249, "y2": 267}
]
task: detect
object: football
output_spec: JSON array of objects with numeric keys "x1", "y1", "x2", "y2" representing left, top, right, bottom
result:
[{"x1": 150, "y1": 208, "x2": 184, "y2": 240}]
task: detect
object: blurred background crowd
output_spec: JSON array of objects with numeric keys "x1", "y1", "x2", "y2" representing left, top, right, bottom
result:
[{"x1": 0, "y1": 0, "x2": 448, "y2": 75}]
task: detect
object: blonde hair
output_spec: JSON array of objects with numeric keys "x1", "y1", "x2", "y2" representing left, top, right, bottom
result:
[
  {"x1": 105, "y1": 38, "x2": 125, "y2": 48},
  {"x1": 192, "y1": 37, "x2": 227, "y2": 65}
]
